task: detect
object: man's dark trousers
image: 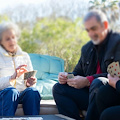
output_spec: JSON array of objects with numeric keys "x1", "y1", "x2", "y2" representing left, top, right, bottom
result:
[
  {"x1": 53, "y1": 77, "x2": 108, "y2": 120},
  {"x1": 85, "y1": 77, "x2": 108, "y2": 120},
  {"x1": 53, "y1": 83, "x2": 89, "y2": 120}
]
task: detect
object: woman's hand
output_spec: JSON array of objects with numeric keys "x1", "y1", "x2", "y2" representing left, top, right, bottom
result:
[
  {"x1": 10, "y1": 64, "x2": 28, "y2": 82},
  {"x1": 108, "y1": 74, "x2": 120, "y2": 89},
  {"x1": 25, "y1": 77, "x2": 37, "y2": 87}
]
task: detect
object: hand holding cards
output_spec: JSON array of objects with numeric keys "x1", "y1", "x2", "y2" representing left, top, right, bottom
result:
[
  {"x1": 24, "y1": 70, "x2": 37, "y2": 80},
  {"x1": 67, "y1": 73, "x2": 74, "y2": 79},
  {"x1": 107, "y1": 62, "x2": 120, "y2": 77}
]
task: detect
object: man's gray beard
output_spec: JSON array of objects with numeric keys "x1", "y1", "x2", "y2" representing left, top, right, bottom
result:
[{"x1": 91, "y1": 39, "x2": 101, "y2": 45}]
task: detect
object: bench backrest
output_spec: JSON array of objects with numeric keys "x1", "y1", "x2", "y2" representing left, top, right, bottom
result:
[{"x1": 29, "y1": 53, "x2": 64, "y2": 80}]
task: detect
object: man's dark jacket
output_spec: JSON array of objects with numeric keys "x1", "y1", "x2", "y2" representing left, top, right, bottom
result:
[{"x1": 73, "y1": 31, "x2": 120, "y2": 79}]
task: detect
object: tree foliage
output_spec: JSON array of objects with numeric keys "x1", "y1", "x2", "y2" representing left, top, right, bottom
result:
[
  {"x1": 18, "y1": 18, "x2": 89, "y2": 72},
  {"x1": 89, "y1": 0, "x2": 120, "y2": 24},
  {"x1": 1, "y1": 0, "x2": 120, "y2": 71}
]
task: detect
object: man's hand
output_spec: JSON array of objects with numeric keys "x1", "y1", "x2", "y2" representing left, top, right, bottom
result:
[
  {"x1": 26, "y1": 77, "x2": 37, "y2": 87},
  {"x1": 58, "y1": 72, "x2": 68, "y2": 84},
  {"x1": 67, "y1": 76, "x2": 90, "y2": 89},
  {"x1": 108, "y1": 74, "x2": 120, "y2": 89}
]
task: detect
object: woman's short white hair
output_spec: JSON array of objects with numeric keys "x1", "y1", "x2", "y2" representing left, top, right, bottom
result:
[{"x1": 0, "y1": 22, "x2": 20, "y2": 42}]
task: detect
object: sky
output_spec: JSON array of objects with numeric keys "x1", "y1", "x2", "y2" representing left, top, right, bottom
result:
[
  {"x1": 0, "y1": 0, "x2": 120, "y2": 12},
  {"x1": 0, "y1": 0, "x2": 90, "y2": 22},
  {"x1": 0, "y1": 0, "x2": 119, "y2": 23},
  {"x1": 0, "y1": 0, "x2": 89, "y2": 12},
  {"x1": 0, "y1": 0, "x2": 44, "y2": 12}
]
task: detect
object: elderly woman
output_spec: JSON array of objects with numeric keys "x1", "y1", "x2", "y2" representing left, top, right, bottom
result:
[{"x1": 0, "y1": 22, "x2": 41, "y2": 116}]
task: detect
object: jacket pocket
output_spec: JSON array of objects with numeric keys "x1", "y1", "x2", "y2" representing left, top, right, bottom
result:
[
  {"x1": 82, "y1": 60, "x2": 90, "y2": 75},
  {"x1": 114, "y1": 52, "x2": 120, "y2": 61},
  {"x1": 104, "y1": 56, "x2": 114, "y2": 66}
]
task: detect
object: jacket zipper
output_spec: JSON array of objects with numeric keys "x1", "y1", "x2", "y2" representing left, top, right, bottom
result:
[{"x1": 12, "y1": 55, "x2": 16, "y2": 88}]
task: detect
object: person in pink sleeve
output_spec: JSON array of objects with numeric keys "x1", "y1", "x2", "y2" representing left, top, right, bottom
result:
[{"x1": 53, "y1": 10, "x2": 120, "y2": 120}]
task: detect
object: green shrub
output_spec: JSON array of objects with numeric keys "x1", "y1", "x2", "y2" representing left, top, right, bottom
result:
[
  {"x1": 0, "y1": 15, "x2": 90, "y2": 72},
  {"x1": 19, "y1": 18, "x2": 90, "y2": 72}
]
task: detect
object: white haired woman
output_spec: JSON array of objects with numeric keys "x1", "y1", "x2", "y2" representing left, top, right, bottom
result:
[{"x1": 0, "y1": 22, "x2": 41, "y2": 116}]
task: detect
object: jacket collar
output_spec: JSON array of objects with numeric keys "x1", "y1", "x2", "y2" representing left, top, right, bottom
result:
[
  {"x1": 93, "y1": 30, "x2": 112, "y2": 51},
  {"x1": 104, "y1": 30, "x2": 120, "y2": 61},
  {"x1": 0, "y1": 45, "x2": 23, "y2": 57}
]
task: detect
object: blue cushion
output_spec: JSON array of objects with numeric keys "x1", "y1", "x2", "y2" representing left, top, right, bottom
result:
[
  {"x1": 29, "y1": 53, "x2": 64, "y2": 99},
  {"x1": 36, "y1": 79, "x2": 58, "y2": 100}
]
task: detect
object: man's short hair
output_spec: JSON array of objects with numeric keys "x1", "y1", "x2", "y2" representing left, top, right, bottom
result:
[{"x1": 84, "y1": 9, "x2": 108, "y2": 25}]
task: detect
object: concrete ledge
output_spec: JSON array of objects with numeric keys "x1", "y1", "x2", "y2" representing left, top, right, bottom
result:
[{"x1": 15, "y1": 100, "x2": 58, "y2": 116}]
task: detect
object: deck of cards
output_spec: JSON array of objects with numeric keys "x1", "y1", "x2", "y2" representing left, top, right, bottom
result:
[
  {"x1": 107, "y1": 61, "x2": 120, "y2": 77},
  {"x1": 1, "y1": 117, "x2": 43, "y2": 120},
  {"x1": 24, "y1": 70, "x2": 37, "y2": 80},
  {"x1": 67, "y1": 73, "x2": 74, "y2": 79}
]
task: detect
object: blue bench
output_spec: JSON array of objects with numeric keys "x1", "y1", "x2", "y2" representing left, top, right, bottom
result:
[
  {"x1": 29, "y1": 53, "x2": 64, "y2": 100},
  {"x1": 15, "y1": 54, "x2": 64, "y2": 116}
]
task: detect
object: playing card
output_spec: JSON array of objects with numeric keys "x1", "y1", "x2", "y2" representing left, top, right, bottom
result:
[
  {"x1": 2, "y1": 118, "x2": 27, "y2": 120},
  {"x1": 107, "y1": 62, "x2": 115, "y2": 76},
  {"x1": 112, "y1": 62, "x2": 120, "y2": 77},
  {"x1": 28, "y1": 117, "x2": 43, "y2": 120},
  {"x1": 24, "y1": 70, "x2": 37, "y2": 80},
  {"x1": 107, "y1": 62, "x2": 120, "y2": 77},
  {"x1": 67, "y1": 73, "x2": 74, "y2": 79}
]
